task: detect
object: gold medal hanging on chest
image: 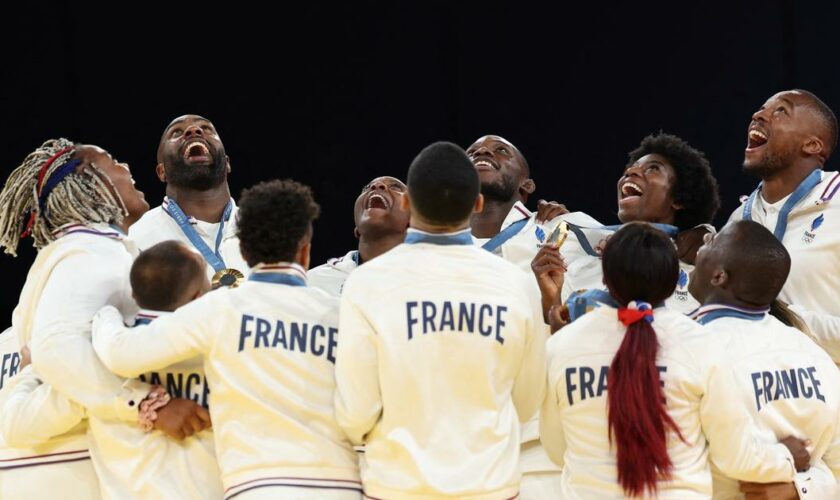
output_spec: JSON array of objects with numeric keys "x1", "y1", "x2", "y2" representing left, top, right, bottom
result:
[{"x1": 212, "y1": 268, "x2": 245, "y2": 289}]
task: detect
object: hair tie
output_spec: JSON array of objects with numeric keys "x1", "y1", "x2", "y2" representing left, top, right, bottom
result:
[
  {"x1": 617, "y1": 300, "x2": 654, "y2": 326},
  {"x1": 38, "y1": 159, "x2": 82, "y2": 212},
  {"x1": 20, "y1": 147, "x2": 77, "y2": 238}
]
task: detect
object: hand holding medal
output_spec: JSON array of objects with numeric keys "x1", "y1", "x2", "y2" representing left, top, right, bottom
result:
[{"x1": 531, "y1": 222, "x2": 569, "y2": 331}]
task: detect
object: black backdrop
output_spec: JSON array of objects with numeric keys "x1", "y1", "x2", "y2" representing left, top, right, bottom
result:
[{"x1": 2, "y1": 1, "x2": 839, "y2": 324}]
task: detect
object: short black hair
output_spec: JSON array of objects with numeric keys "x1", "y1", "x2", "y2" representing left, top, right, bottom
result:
[
  {"x1": 602, "y1": 222, "x2": 679, "y2": 306},
  {"x1": 793, "y1": 89, "x2": 838, "y2": 159},
  {"x1": 627, "y1": 133, "x2": 720, "y2": 231},
  {"x1": 237, "y1": 179, "x2": 320, "y2": 266},
  {"x1": 722, "y1": 220, "x2": 791, "y2": 306},
  {"x1": 131, "y1": 240, "x2": 205, "y2": 311},
  {"x1": 407, "y1": 141, "x2": 479, "y2": 225}
]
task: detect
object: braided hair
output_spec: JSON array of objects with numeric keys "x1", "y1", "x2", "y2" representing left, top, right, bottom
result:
[{"x1": 0, "y1": 138, "x2": 128, "y2": 256}]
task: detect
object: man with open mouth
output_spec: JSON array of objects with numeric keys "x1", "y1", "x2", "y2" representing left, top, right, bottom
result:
[
  {"x1": 308, "y1": 176, "x2": 410, "y2": 296},
  {"x1": 726, "y1": 90, "x2": 840, "y2": 363},
  {"x1": 466, "y1": 135, "x2": 600, "y2": 277},
  {"x1": 129, "y1": 114, "x2": 248, "y2": 288}
]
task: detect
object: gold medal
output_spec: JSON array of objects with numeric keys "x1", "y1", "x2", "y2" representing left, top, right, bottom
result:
[
  {"x1": 212, "y1": 268, "x2": 245, "y2": 289},
  {"x1": 546, "y1": 220, "x2": 570, "y2": 247}
]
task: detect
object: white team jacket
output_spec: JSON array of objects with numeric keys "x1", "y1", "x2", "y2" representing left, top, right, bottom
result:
[
  {"x1": 14, "y1": 224, "x2": 159, "y2": 499},
  {"x1": 472, "y1": 202, "x2": 601, "y2": 476},
  {"x1": 308, "y1": 250, "x2": 359, "y2": 297},
  {"x1": 0, "y1": 326, "x2": 96, "y2": 497},
  {"x1": 688, "y1": 307, "x2": 840, "y2": 499},
  {"x1": 542, "y1": 305, "x2": 800, "y2": 499},
  {"x1": 129, "y1": 197, "x2": 248, "y2": 280},
  {"x1": 122, "y1": 309, "x2": 224, "y2": 499},
  {"x1": 92, "y1": 263, "x2": 361, "y2": 499},
  {"x1": 334, "y1": 229, "x2": 548, "y2": 499},
  {"x1": 563, "y1": 237, "x2": 699, "y2": 315},
  {"x1": 17, "y1": 224, "x2": 227, "y2": 498},
  {"x1": 728, "y1": 171, "x2": 840, "y2": 360},
  {"x1": 472, "y1": 200, "x2": 602, "y2": 277}
]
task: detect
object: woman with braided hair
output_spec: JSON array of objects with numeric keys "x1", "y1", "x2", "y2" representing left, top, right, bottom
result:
[
  {"x1": 539, "y1": 222, "x2": 810, "y2": 498},
  {"x1": 0, "y1": 140, "x2": 210, "y2": 499},
  {"x1": 0, "y1": 139, "x2": 147, "y2": 253}
]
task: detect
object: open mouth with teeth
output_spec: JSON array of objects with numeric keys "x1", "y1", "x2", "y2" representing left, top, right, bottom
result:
[
  {"x1": 747, "y1": 129, "x2": 768, "y2": 150},
  {"x1": 620, "y1": 181, "x2": 644, "y2": 199},
  {"x1": 183, "y1": 141, "x2": 212, "y2": 163},
  {"x1": 473, "y1": 158, "x2": 499, "y2": 171},
  {"x1": 365, "y1": 193, "x2": 391, "y2": 211}
]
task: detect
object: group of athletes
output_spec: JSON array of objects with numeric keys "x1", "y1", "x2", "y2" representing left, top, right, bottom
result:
[{"x1": 0, "y1": 88, "x2": 838, "y2": 499}]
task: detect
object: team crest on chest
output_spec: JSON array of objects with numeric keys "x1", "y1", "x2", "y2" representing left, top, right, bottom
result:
[{"x1": 802, "y1": 214, "x2": 825, "y2": 244}]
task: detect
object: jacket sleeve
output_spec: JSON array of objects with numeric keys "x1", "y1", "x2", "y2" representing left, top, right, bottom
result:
[
  {"x1": 511, "y1": 275, "x2": 548, "y2": 423},
  {"x1": 333, "y1": 291, "x2": 382, "y2": 446},
  {"x1": 30, "y1": 251, "x2": 149, "y2": 423},
  {"x1": 0, "y1": 366, "x2": 86, "y2": 446},
  {"x1": 539, "y1": 347, "x2": 567, "y2": 468},
  {"x1": 699, "y1": 360, "x2": 796, "y2": 482},
  {"x1": 92, "y1": 298, "x2": 216, "y2": 378}
]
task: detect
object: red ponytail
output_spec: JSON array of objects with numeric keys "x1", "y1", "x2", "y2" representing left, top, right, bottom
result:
[{"x1": 608, "y1": 305, "x2": 684, "y2": 496}]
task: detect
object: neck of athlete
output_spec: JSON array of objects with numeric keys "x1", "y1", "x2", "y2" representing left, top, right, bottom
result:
[
  {"x1": 470, "y1": 197, "x2": 519, "y2": 238},
  {"x1": 760, "y1": 161, "x2": 821, "y2": 204},
  {"x1": 357, "y1": 231, "x2": 406, "y2": 264},
  {"x1": 166, "y1": 183, "x2": 231, "y2": 223},
  {"x1": 411, "y1": 218, "x2": 471, "y2": 235},
  {"x1": 703, "y1": 289, "x2": 766, "y2": 310}
]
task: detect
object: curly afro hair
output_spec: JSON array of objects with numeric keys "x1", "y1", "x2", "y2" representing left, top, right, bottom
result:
[
  {"x1": 626, "y1": 133, "x2": 720, "y2": 230},
  {"x1": 237, "y1": 179, "x2": 320, "y2": 266}
]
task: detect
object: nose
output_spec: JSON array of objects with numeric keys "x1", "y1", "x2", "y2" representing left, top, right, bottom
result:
[
  {"x1": 623, "y1": 163, "x2": 643, "y2": 178},
  {"x1": 369, "y1": 180, "x2": 388, "y2": 191},
  {"x1": 471, "y1": 145, "x2": 491, "y2": 158},
  {"x1": 751, "y1": 107, "x2": 769, "y2": 123},
  {"x1": 183, "y1": 125, "x2": 205, "y2": 139}
]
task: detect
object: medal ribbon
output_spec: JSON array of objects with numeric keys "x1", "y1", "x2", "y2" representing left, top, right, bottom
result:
[
  {"x1": 742, "y1": 169, "x2": 822, "y2": 240},
  {"x1": 165, "y1": 198, "x2": 233, "y2": 272}
]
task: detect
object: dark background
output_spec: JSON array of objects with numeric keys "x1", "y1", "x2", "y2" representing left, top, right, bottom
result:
[{"x1": 2, "y1": 1, "x2": 838, "y2": 324}]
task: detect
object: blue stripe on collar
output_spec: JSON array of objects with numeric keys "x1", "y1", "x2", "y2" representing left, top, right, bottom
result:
[{"x1": 689, "y1": 304, "x2": 769, "y2": 325}]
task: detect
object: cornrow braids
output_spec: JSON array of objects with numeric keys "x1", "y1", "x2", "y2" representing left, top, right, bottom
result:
[{"x1": 0, "y1": 139, "x2": 128, "y2": 256}]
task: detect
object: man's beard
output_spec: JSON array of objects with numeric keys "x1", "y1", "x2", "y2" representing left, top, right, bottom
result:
[
  {"x1": 165, "y1": 148, "x2": 228, "y2": 190},
  {"x1": 743, "y1": 148, "x2": 794, "y2": 179},
  {"x1": 480, "y1": 172, "x2": 519, "y2": 202}
]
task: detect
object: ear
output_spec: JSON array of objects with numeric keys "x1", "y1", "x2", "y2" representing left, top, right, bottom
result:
[
  {"x1": 473, "y1": 193, "x2": 485, "y2": 214},
  {"x1": 519, "y1": 178, "x2": 536, "y2": 203},
  {"x1": 710, "y1": 267, "x2": 728, "y2": 288},
  {"x1": 296, "y1": 240, "x2": 312, "y2": 270},
  {"x1": 193, "y1": 286, "x2": 207, "y2": 300},
  {"x1": 353, "y1": 227, "x2": 361, "y2": 239},
  {"x1": 400, "y1": 192, "x2": 411, "y2": 211},
  {"x1": 155, "y1": 163, "x2": 167, "y2": 182},
  {"x1": 519, "y1": 178, "x2": 536, "y2": 196},
  {"x1": 803, "y1": 136, "x2": 825, "y2": 161},
  {"x1": 225, "y1": 155, "x2": 232, "y2": 174}
]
